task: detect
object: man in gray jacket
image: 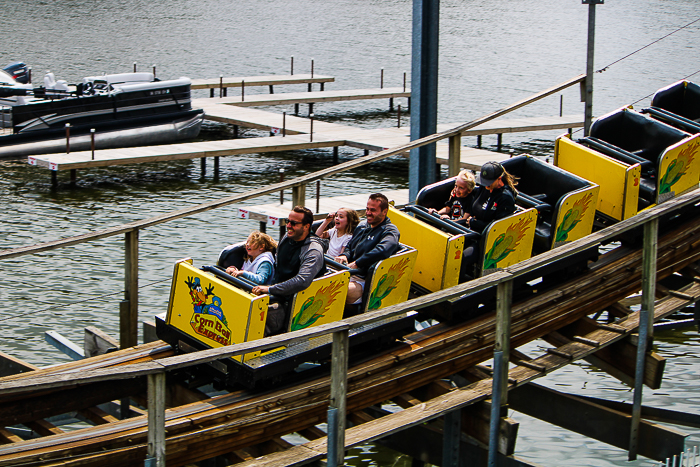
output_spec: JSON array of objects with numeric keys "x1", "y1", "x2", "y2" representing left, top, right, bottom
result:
[
  {"x1": 252, "y1": 206, "x2": 326, "y2": 335},
  {"x1": 335, "y1": 193, "x2": 400, "y2": 306}
]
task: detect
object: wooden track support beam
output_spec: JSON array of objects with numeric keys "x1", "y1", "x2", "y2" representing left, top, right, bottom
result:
[{"x1": 508, "y1": 382, "x2": 685, "y2": 462}]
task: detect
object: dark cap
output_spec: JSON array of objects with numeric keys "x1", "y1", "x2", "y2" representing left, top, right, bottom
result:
[{"x1": 478, "y1": 161, "x2": 504, "y2": 186}]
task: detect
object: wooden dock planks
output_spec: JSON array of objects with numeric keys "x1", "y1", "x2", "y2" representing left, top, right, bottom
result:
[
  {"x1": 192, "y1": 87, "x2": 410, "y2": 107},
  {"x1": 28, "y1": 135, "x2": 346, "y2": 171},
  {"x1": 190, "y1": 74, "x2": 334, "y2": 90}
]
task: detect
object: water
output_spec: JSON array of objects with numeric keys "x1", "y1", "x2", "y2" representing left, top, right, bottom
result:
[{"x1": 1, "y1": 1, "x2": 699, "y2": 465}]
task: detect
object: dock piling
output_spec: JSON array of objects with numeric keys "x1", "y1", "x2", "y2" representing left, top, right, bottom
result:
[
  {"x1": 152, "y1": 65, "x2": 156, "y2": 79},
  {"x1": 397, "y1": 104, "x2": 401, "y2": 128},
  {"x1": 133, "y1": 62, "x2": 137, "y2": 73},
  {"x1": 282, "y1": 112, "x2": 286, "y2": 136},
  {"x1": 279, "y1": 168, "x2": 285, "y2": 204},
  {"x1": 290, "y1": 56, "x2": 294, "y2": 75},
  {"x1": 497, "y1": 134, "x2": 503, "y2": 151},
  {"x1": 201, "y1": 157, "x2": 206, "y2": 176},
  {"x1": 333, "y1": 146, "x2": 339, "y2": 164},
  {"x1": 381, "y1": 68, "x2": 384, "y2": 89},
  {"x1": 214, "y1": 156, "x2": 220, "y2": 178},
  {"x1": 241, "y1": 80, "x2": 245, "y2": 102},
  {"x1": 65, "y1": 123, "x2": 70, "y2": 154},
  {"x1": 403, "y1": 71, "x2": 407, "y2": 92},
  {"x1": 219, "y1": 75, "x2": 223, "y2": 98},
  {"x1": 310, "y1": 113, "x2": 314, "y2": 142},
  {"x1": 91, "y1": 129, "x2": 95, "y2": 160},
  {"x1": 316, "y1": 180, "x2": 320, "y2": 213}
]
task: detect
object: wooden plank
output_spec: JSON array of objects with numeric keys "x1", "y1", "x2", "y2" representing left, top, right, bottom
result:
[
  {"x1": 0, "y1": 429, "x2": 22, "y2": 445},
  {"x1": 508, "y1": 383, "x2": 685, "y2": 462},
  {"x1": 24, "y1": 419, "x2": 64, "y2": 437},
  {"x1": 190, "y1": 74, "x2": 335, "y2": 90},
  {"x1": 194, "y1": 88, "x2": 410, "y2": 107},
  {"x1": 84, "y1": 326, "x2": 119, "y2": 357},
  {"x1": 0, "y1": 351, "x2": 38, "y2": 378}
]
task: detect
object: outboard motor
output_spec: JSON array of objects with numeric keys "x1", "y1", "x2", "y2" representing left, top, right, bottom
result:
[{"x1": 3, "y1": 62, "x2": 31, "y2": 84}]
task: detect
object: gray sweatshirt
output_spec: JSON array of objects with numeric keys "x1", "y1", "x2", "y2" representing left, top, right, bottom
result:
[{"x1": 268, "y1": 234, "x2": 326, "y2": 297}]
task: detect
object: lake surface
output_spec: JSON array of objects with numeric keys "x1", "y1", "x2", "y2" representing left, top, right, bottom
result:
[{"x1": 0, "y1": 1, "x2": 699, "y2": 465}]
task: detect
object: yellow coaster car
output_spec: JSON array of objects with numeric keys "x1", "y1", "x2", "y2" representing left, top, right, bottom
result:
[
  {"x1": 555, "y1": 107, "x2": 700, "y2": 222},
  {"x1": 156, "y1": 242, "x2": 418, "y2": 388}
]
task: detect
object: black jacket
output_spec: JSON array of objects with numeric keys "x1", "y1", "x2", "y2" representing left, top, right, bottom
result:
[
  {"x1": 344, "y1": 216, "x2": 400, "y2": 276},
  {"x1": 269, "y1": 233, "x2": 326, "y2": 297},
  {"x1": 468, "y1": 185, "x2": 516, "y2": 233}
]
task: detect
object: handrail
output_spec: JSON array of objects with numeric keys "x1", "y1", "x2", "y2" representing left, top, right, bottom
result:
[
  {"x1": 0, "y1": 74, "x2": 585, "y2": 261},
  {"x1": 1, "y1": 186, "x2": 698, "y2": 396}
]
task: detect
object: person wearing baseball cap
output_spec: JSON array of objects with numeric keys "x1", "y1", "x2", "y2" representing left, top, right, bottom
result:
[
  {"x1": 465, "y1": 161, "x2": 518, "y2": 233},
  {"x1": 460, "y1": 161, "x2": 519, "y2": 277}
]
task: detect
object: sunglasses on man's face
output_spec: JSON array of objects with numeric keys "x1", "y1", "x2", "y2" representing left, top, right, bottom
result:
[{"x1": 286, "y1": 219, "x2": 304, "y2": 226}]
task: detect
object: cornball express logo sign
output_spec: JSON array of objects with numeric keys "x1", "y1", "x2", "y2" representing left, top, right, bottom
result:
[
  {"x1": 190, "y1": 313, "x2": 231, "y2": 346},
  {"x1": 185, "y1": 276, "x2": 233, "y2": 346}
]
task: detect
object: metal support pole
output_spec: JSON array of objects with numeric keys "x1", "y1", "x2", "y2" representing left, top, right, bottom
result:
[
  {"x1": 629, "y1": 217, "x2": 658, "y2": 460},
  {"x1": 90, "y1": 128, "x2": 96, "y2": 160},
  {"x1": 283, "y1": 112, "x2": 287, "y2": 137},
  {"x1": 279, "y1": 168, "x2": 285, "y2": 204},
  {"x1": 122, "y1": 229, "x2": 139, "y2": 349},
  {"x1": 403, "y1": 71, "x2": 407, "y2": 92},
  {"x1": 560, "y1": 94, "x2": 564, "y2": 117},
  {"x1": 488, "y1": 279, "x2": 513, "y2": 467},
  {"x1": 380, "y1": 68, "x2": 384, "y2": 89},
  {"x1": 448, "y1": 134, "x2": 461, "y2": 177},
  {"x1": 311, "y1": 58, "x2": 314, "y2": 79},
  {"x1": 408, "y1": 0, "x2": 440, "y2": 201},
  {"x1": 152, "y1": 65, "x2": 156, "y2": 79},
  {"x1": 328, "y1": 329, "x2": 349, "y2": 467},
  {"x1": 582, "y1": 0, "x2": 602, "y2": 136},
  {"x1": 241, "y1": 80, "x2": 245, "y2": 102},
  {"x1": 316, "y1": 180, "x2": 321, "y2": 213},
  {"x1": 146, "y1": 372, "x2": 166, "y2": 467},
  {"x1": 310, "y1": 113, "x2": 314, "y2": 142},
  {"x1": 65, "y1": 123, "x2": 70, "y2": 153},
  {"x1": 219, "y1": 75, "x2": 223, "y2": 98},
  {"x1": 442, "y1": 409, "x2": 461, "y2": 467},
  {"x1": 292, "y1": 184, "x2": 306, "y2": 208},
  {"x1": 133, "y1": 62, "x2": 137, "y2": 73},
  {"x1": 291, "y1": 55, "x2": 294, "y2": 75}
]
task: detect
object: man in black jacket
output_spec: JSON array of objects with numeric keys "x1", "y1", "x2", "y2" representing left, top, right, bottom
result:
[
  {"x1": 252, "y1": 206, "x2": 326, "y2": 335},
  {"x1": 335, "y1": 193, "x2": 400, "y2": 305}
]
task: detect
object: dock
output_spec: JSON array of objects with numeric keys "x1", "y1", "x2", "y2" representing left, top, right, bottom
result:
[
  {"x1": 190, "y1": 73, "x2": 335, "y2": 94},
  {"x1": 28, "y1": 104, "x2": 581, "y2": 175},
  {"x1": 238, "y1": 189, "x2": 410, "y2": 229},
  {"x1": 192, "y1": 87, "x2": 410, "y2": 111}
]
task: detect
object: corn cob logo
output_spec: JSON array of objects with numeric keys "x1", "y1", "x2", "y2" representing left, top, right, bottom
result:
[
  {"x1": 290, "y1": 280, "x2": 345, "y2": 331},
  {"x1": 659, "y1": 140, "x2": 698, "y2": 195},
  {"x1": 367, "y1": 257, "x2": 411, "y2": 310},
  {"x1": 483, "y1": 217, "x2": 533, "y2": 270},
  {"x1": 554, "y1": 192, "x2": 594, "y2": 243}
]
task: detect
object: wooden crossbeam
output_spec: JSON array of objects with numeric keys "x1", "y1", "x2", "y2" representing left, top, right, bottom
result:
[{"x1": 508, "y1": 383, "x2": 685, "y2": 461}]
